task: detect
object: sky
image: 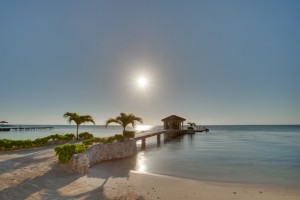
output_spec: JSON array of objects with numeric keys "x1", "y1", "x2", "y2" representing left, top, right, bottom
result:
[{"x1": 0, "y1": 0, "x2": 300, "y2": 125}]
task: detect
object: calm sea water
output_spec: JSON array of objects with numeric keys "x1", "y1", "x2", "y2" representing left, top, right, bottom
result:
[{"x1": 1, "y1": 125, "x2": 300, "y2": 187}]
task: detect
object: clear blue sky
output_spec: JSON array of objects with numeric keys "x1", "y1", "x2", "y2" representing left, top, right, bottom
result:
[{"x1": 1, "y1": 0, "x2": 299, "y2": 125}]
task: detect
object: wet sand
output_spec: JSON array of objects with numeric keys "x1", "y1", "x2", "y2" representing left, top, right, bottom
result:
[{"x1": 1, "y1": 145, "x2": 299, "y2": 200}]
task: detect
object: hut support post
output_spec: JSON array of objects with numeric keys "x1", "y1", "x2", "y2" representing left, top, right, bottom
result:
[{"x1": 157, "y1": 134, "x2": 161, "y2": 144}]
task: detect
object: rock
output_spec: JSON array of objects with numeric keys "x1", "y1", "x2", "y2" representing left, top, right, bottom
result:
[
  {"x1": 69, "y1": 153, "x2": 89, "y2": 174},
  {"x1": 69, "y1": 139, "x2": 137, "y2": 173}
]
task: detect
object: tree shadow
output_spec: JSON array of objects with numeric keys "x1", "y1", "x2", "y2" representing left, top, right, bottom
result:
[
  {"x1": 0, "y1": 145, "x2": 57, "y2": 174},
  {"x1": 0, "y1": 153, "x2": 138, "y2": 200}
]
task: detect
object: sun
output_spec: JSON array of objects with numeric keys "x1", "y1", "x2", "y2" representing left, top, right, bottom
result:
[{"x1": 137, "y1": 77, "x2": 148, "y2": 88}]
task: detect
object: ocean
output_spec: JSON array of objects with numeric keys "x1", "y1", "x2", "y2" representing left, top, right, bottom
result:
[{"x1": 1, "y1": 125, "x2": 300, "y2": 187}]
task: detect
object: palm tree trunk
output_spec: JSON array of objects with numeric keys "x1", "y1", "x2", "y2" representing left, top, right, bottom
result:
[{"x1": 76, "y1": 125, "x2": 79, "y2": 140}]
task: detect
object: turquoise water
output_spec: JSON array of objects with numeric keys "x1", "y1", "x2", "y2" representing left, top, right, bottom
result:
[
  {"x1": 135, "y1": 125, "x2": 300, "y2": 187},
  {"x1": 1, "y1": 125, "x2": 300, "y2": 187}
]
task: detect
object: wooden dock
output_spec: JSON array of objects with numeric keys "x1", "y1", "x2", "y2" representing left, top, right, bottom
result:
[
  {"x1": 135, "y1": 130, "x2": 166, "y2": 148},
  {"x1": 134, "y1": 129, "x2": 193, "y2": 149},
  {"x1": 0, "y1": 126, "x2": 54, "y2": 132}
]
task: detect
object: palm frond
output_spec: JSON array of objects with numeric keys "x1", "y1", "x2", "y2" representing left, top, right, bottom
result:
[
  {"x1": 63, "y1": 112, "x2": 79, "y2": 124},
  {"x1": 83, "y1": 115, "x2": 95, "y2": 124},
  {"x1": 105, "y1": 118, "x2": 119, "y2": 128},
  {"x1": 105, "y1": 113, "x2": 143, "y2": 130}
]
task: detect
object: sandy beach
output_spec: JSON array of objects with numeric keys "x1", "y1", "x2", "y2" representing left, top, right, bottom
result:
[{"x1": 1, "y1": 145, "x2": 299, "y2": 200}]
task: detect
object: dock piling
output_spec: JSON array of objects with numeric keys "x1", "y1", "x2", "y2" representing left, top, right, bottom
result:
[
  {"x1": 157, "y1": 134, "x2": 161, "y2": 144},
  {"x1": 141, "y1": 138, "x2": 146, "y2": 149}
]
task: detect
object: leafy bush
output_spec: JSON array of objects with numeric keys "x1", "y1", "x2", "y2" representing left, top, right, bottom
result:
[
  {"x1": 81, "y1": 133, "x2": 130, "y2": 146},
  {"x1": 82, "y1": 137, "x2": 107, "y2": 145},
  {"x1": 114, "y1": 134, "x2": 125, "y2": 142},
  {"x1": 105, "y1": 136, "x2": 115, "y2": 143},
  {"x1": 64, "y1": 133, "x2": 76, "y2": 140},
  {"x1": 82, "y1": 139, "x2": 93, "y2": 145},
  {"x1": 79, "y1": 132, "x2": 94, "y2": 140},
  {"x1": 33, "y1": 137, "x2": 49, "y2": 146},
  {"x1": 0, "y1": 139, "x2": 13, "y2": 150},
  {"x1": 46, "y1": 134, "x2": 75, "y2": 142},
  {"x1": 123, "y1": 130, "x2": 135, "y2": 138},
  {"x1": 0, "y1": 133, "x2": 76, "y2": 151},
  {"x1": 54, "y1": 144, "x2": 87, "y2": 163}
]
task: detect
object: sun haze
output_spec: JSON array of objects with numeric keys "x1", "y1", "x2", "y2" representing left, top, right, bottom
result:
[
  {"x1": 0, "y1": 1, "x2": 299, "y2": 125},
  {"x1": 137, "y1": 77, "x2": 148, "y2": 88}
]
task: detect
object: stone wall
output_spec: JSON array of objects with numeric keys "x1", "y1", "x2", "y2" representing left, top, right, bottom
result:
[{"x1": 69, "y1": 139, "x2": 137, "y2": 173}]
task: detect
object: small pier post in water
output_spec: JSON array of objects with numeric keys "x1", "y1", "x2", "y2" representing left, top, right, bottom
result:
[
  {"x1": 141, "y1": 138, "x2": 146, "y2": 149},
  {"x1": 157, "y1": 134, "x2": 161, "y2": 144},
  {"x1": 135, "y1": 130, "x2": 166, "y2": 149}
]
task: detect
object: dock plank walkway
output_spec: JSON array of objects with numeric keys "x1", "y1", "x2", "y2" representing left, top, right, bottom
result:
[
  {"x1": 134, "y1": 129, "x2": 190, "y2": 149},
  {"x1": 134, "y1": 130, "x2": 167, "y2": 148},
  {"x1": 134, "y1": 130, "x2": 167, "y2": 140}
]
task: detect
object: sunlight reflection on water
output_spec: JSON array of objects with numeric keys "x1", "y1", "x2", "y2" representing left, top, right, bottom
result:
[
  {"x1": 136, "y1": 152, "x2": 147, "y2": 172},
  {"x1": 135, "y1": 125, "x2": 152, "y2": 132}
]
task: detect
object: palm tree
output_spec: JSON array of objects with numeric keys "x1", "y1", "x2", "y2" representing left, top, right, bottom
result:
[
  {"x1": 187, "y1": 122, "x2": 196, "y2": 127},
  {"x1": 105, "y1": 112, "x2": 143, "y2": 132},
  {"x1": 63, "y1": 112, "x2": 95, "y2": 140},
  {"x1": 187, "y1": 122, "x2": 196, "y2": 130}
]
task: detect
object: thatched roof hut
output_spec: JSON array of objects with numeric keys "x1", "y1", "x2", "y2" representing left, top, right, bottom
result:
[{"x1": 161, "y1": 115, "x2": 186, "y2": 130}]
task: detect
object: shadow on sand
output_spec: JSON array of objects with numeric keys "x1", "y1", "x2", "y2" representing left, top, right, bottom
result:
[{"x1": 0, "y1": 148, "x2": 138, "y2": 199}]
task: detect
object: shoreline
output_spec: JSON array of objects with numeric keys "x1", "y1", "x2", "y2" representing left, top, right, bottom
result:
[
  {"x1": 1, "y1": 146, "x2": 300, "y2": 199},
  {"x1": 131, "y1": 170, "x2": 300, "y2": 189},
  {"x1": 125, "y1": 171, "x2": 300, "y2": 200}
]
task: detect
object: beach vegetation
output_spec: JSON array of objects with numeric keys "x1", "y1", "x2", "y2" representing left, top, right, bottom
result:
[
  {"x1": 63, "y1": 112, "x2": 95, "y2": 140},
  {"x1": 82, "y1": 134, "x2": 127, "y2": 145},
  {"x1": 114, "y1": 134, "x2": 125, "y2": 142},
  {"x1": 78, "y1": 132, "x2": 94, "y2": 140},
  {"x1": 105, "y1": 113, "x2": 142, "y2": 136},
  {"x1": 54, "y1": 144, "x2": 87, "y2": 163},
  {"x1": 123, "y1": 130, "x2": 135, "y2": 138},
  {"x1": 0, "y1": 133, "x2": 75, "y2": 151}
]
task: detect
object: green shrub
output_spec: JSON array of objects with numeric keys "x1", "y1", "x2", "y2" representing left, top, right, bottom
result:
[
  {"x1": 54, "y1": 144, "x2": 87, "y2": 163},
  {"x1": 123, "y1": 130, "x2": 135, "y2": 138},
  {"x1": 82, "y1": 139, "x2": 93, "y2": 145},
  {"x1": 81, "y1": 133, "x2": 130, "y2": 147},
  {"x1": 82, "y1": 137, "x2": 107, "y2": 145},
  {"x1": 0, "y1": 133, "x2": 76, "y2": 151},
  {"x1": 33, "y1": 137, "x2": 49, "y2": 146},
  {"x1": 105, "y1": 136, "x2": 115, "y2": 143},
  {"x1": 114, "y1": 134, "x2": 125, "y2": 142},
  {"x1": 64, "y1": 133, "x2": 76, "y2": 140},
  {"x1": 79, "y1": 132, "x2": 94, "y2": 140},
  {"x1": 47, "y1": 133, "x2": 75, "y2": 141},
  {"x1": 0, "y1": 139, "x2": 13, "y2": 150}
]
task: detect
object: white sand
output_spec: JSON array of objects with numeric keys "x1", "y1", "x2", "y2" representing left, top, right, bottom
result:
[{"x1": 1, "y1": 146, "x2": 299, "y2": 200}]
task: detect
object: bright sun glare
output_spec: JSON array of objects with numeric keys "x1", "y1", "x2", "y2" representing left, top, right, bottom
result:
[{"x1": 137, "y1": 77, "x2": 148, "y2": 88}]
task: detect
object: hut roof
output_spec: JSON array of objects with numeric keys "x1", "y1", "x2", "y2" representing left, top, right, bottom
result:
[{"x1": 161, "y1": 115, "x2": 186, "y2": 122}]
